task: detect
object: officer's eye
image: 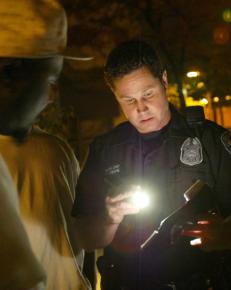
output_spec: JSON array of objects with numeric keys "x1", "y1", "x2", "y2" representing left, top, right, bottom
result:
[
  {"x1": 121, "y1": 97, "x2": 135, "y2": 104},
  {"x1": 143, "y1": 90, "x2": 154, "y2": 99},
  {"x1": 126, "y1": 98, "x2": 135, "y2": 104}
]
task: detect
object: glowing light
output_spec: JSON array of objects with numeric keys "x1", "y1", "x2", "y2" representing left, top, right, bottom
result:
[
  {"x1": 201, "y1": 98, "x2": 208, "y2": 105},
  {"x1": 190, "y1": 238, "x2": 202, "y2": 246},
  {"x1": 197, "y1": 82, "x2": 205, "y2": 89},
  {"x1": 213, "y1": 96, "x2": 220, "y2": 103},
  {"x1": 130, "y1": 186, "x2": 150, "y2": 209},
  {"x1": 223, "y1": 9, "x2": 231, "y2": 23},
  {"x1": 182, "y1": 88, "x2": 188, "y2": 96},
  {"x1": 186, "y1": 71, "x2": 200, "y2": 78},
  {"x1": 213, "y1": 26, "x2": 230, "y2": 45},
  {"x1": 225, "y1": 95, "x2": 231, "y2": 101}
]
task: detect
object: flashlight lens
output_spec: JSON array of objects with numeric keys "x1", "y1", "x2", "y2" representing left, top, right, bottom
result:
[{"x1": 130, "y1": 188, "x2": 150, "y2": 209}]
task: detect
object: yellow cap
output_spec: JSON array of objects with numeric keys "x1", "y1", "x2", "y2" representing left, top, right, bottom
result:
[{"x1": 0, "y1": 0, "x2": 93, "y2": 60}]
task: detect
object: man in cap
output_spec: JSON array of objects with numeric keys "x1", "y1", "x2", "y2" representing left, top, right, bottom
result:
[{"x1": 0, "y1": 0, "x2": 90, "y2": 289}]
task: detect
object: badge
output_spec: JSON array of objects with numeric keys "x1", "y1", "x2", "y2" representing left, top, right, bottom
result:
[
  {"x1": 221, "y1": 131, "x2": 231, "y2": 155},
  {"x1": 180, "y1": 137, "x2": 203, "y2": 166}
]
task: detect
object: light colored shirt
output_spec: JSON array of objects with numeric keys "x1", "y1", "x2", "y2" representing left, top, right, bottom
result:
[
  {"x1": 0, "y1": 154, "x2": 46, "y2": 290},
  {"x1": 0, "y1": 127, "x2": 90, "y2": 290}
]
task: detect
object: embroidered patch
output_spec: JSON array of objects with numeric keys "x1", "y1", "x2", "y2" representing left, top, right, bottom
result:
[
  {"x1": 105, "y1": 164, "x2": 120, "y2": 175},
  {"x1": 180, "y1": 137, "x2": 203, "y2": 166},
  {"x1": 221, "y1": 131, "x2": 231, "y2": 155}
]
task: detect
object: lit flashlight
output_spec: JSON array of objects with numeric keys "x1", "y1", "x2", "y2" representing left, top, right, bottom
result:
[{"x1": 130, "y1": 185, "x2": 150, "y2": 209}]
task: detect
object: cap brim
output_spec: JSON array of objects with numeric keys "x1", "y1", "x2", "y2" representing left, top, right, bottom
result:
[
  {"x1": 0, "y1": 53, "x2": 94, "y2": 61},
  {"x1": 63, "y1": 55, "x2": 94, "y2": 61}
]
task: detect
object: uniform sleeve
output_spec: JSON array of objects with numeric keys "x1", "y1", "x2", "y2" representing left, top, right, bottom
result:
[
  {"x1": 72, "y1": 138, "x2": 105, "y2": 217},
  {"x1": 0, "y1": 155, "x2": 46, "y2": 290},
  {"x1": 214, "y1": 130, "x2": 231, "y2": 217}
]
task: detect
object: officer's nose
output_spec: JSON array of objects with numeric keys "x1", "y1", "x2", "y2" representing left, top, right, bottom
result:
[{"x1": 137, "y1": 100, "x2": 148, "y2": 113}]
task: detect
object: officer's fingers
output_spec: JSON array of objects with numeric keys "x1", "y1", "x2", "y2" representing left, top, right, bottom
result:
[
  {"x1": 112, "y1": 200, "x2": 140, "y2": 212},
  {"x1": 107, "y1": 191, "x2": 133, "y2": 202},
  {"x1": 106, "y1": 201, "x2": 139, "y2": 223},
  {"x1": 120, "y1": 201, "x2": 140, "y2": 215},
  {"x1": 123, "y1": 207, "x2": 140, "y2": 216},
  {"x1": 111, "y1": 200, "x2": 139, "y2": 215},
  {"x1": 105, "y1": 202, "x2": 125, "y2": 224}
]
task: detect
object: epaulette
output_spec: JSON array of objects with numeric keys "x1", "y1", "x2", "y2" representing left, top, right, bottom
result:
[
  {"x1": 185, "y1": 106, "x2": 205, "y2": 128},
  {"x1": 184, "y1": 106, "x2": 206, "y2": 139}
]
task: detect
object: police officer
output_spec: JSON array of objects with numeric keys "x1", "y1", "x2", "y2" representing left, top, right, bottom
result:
[{"x1": 72, "y1": 40, "x2": 231, "y2": 289}]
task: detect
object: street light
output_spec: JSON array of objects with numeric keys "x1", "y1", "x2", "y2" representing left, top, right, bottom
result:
[
  {"x1": 186, "y1": 71, "x2": 200, "y2": 78},
  {"x1": 213, "y1": 96, "x2": 220, "y2": 103},
  {"x1": 201, "y1": 98, "x2": 208, "y2": 105}
]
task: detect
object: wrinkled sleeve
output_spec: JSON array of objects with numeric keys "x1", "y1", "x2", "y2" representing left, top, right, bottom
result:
[
  {"x1": 0, "y1": 155, "x2": 46, "y2": 290},
  {"x1": 214, "y1": 130, "x2": 231, "y2": 217},
  {"x1": 72, "y1": 138, "x2": 105, "y2": 216}
]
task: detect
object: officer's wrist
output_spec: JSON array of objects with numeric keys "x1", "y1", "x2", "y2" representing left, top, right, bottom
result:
[{"x1": 104, "y1": 212, "x2": 121, "y2": 225}]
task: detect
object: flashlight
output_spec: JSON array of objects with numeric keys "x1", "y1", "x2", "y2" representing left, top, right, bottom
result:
[{"x1": 130, "y1": 185, "x2": 150, "y2": 209}]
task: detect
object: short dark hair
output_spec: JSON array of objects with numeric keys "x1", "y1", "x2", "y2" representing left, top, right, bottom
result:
[{"x1": 104, "y1": 40, "x2": 164, "y2": 89}]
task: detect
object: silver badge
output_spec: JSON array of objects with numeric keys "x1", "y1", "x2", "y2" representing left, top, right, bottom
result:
[{"x1": 180, "y1": 137, "x2": 203, "y2": 166}]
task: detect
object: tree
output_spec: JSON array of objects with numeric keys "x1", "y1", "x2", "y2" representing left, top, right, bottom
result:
[{"x1": 62, "y1": 0, "x2": 230, "y2": 110}]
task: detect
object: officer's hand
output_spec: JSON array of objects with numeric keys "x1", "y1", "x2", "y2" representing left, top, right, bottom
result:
[
  {"x1": 105, "y1": 192, "x2": 140, "y2": 224},
  {"x1": 181, "y1": 213, "x2": 231, "y2": 251}
]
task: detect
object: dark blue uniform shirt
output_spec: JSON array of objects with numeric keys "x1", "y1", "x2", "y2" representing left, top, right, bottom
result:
[{"x1": 72, "y1": 105, "x2": 231, "y2": 290}]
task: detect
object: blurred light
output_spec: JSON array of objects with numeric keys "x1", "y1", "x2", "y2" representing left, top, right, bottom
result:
[
  {"x1": 225, "y1": 95, "x2": 231, "y2": 101},
  {"x1": 190, "y1": 238, "x2": 202, "y2": 246},
  {"x1": 213, "y1": 26, "x2": 230, "y2": 45},
  {"x1": 223, "y1": 9, "x2": 231, "y2": 23},
  {"x1": 182, "y1": 88, "x2": 188, "y2": 96},
  {"x1": 213, "y1": 96, "x2": 220, "y2": 103},
  {"x1": 130, "y1": 186, "x2": 150, "y2": 209},
  {"x1": 197, "y1": 82, "x2": 205, "y2": 89},
  {"x1": 201, "y1": 98, "x2": 208, "y2": 105},
  {"x1": 187, "y1": 71, "x2": 200, "y2": 78}
]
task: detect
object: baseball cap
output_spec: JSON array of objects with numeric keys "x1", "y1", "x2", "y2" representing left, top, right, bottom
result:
[{"x1": 0, "y1": 0, "x2": 93, "y2": 61}]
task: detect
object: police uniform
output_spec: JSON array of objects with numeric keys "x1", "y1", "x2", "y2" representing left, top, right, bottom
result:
[{"x1": 72, "y1": 105, "x2": 231, "y2": 290}]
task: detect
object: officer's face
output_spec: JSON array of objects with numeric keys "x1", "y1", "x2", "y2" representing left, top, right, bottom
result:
[
  {"x1": 0, "y1": 56, "x2": 63, "y2": 136},
  {"x1": 113, "y1": 66, "x2": 171, "y2": 134}
]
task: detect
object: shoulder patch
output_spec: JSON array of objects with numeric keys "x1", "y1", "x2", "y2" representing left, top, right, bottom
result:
[{"x1": 221, "y1": 131, "x2": 231, "y2": 154}]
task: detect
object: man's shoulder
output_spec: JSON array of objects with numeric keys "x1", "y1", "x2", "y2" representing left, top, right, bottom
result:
[
  {"x1": 32, "y1": 126, "x2": 68, "y2": 144},
  {"x1": 93, "y1": 121, "x2": 135, "y2": 148},
  {"x1": 204, "y1": 119, "x2": 227, "y2": 136},
  {"x1": 31, "y1": 126, "x2": 76, "y2": 158}
]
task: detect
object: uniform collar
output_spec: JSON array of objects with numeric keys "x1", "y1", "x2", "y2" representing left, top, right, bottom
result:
[{"x1": 168, "y1": 104, "x2": 193, "y2": 138}]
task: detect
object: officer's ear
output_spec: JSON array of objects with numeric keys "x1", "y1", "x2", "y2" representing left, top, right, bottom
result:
[{"x1": 161, "y1": 70, "x2": 168, "y2": 89}]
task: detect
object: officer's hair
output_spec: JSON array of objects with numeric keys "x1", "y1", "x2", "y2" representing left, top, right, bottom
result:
[{"x1": 104, "y1": 40, "x2": 164, "y2": 89}]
